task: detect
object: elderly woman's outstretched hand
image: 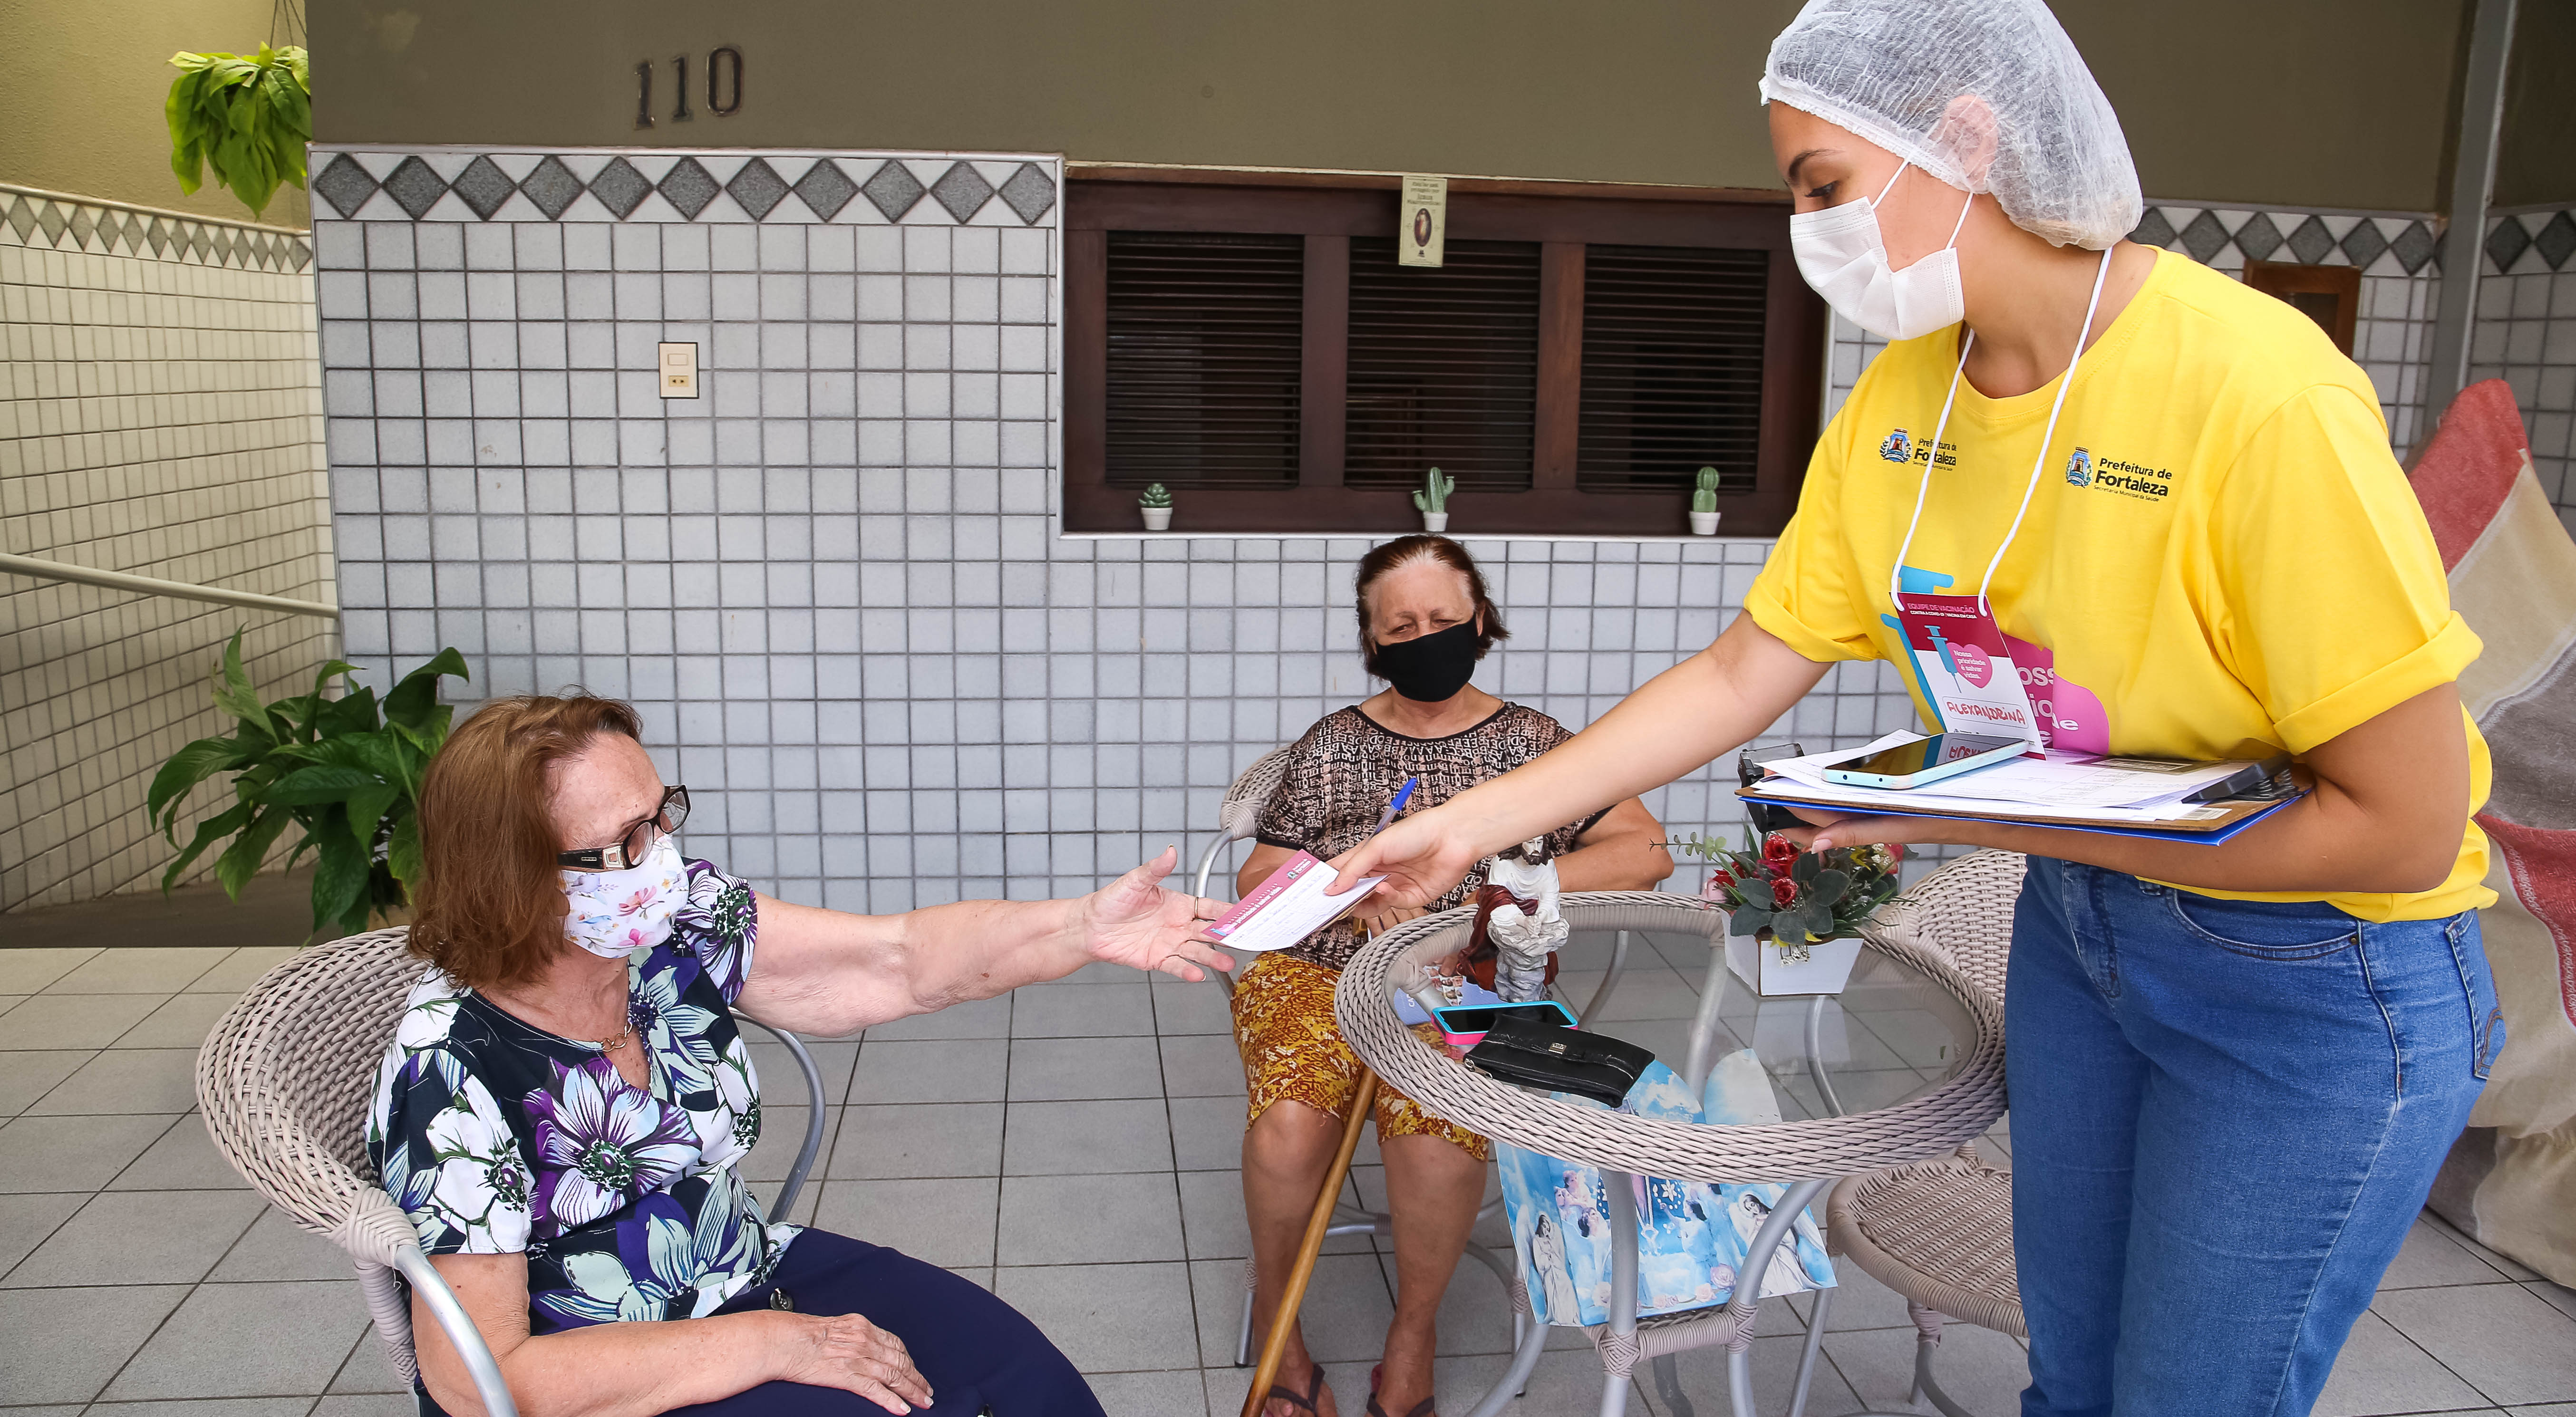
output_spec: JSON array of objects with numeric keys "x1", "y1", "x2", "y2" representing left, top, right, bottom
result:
[
  {"x1": 1077, "y1": 847, "x2": 1237, "y2": 982},
  {"x1": 777, "y1": 1310, "x2": 935, "y2": 1414}
]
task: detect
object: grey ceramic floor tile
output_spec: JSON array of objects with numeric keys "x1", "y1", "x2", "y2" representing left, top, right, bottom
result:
[
  {"x1": 2424, "y1": 1210, "x2": 2543, "y2": 1282},
  {"x1": 0, "y1": 1113, "x2": 177, "y2": 1192},
  {"x1": 0, "y1": 1190, "x2": 83, "y2": 1278},
  {"x1": 185, "y1": 945, "x2": 303, "y2": 994},
  {"x1": 113, "y1": 992, "x2": 240, "y2": 1049},
  {"x1": 1826, "y1": 1322, "x2": 2030, "y2": 1415},
  {"x1": 1190, "y1": 1254, "x2": 1394, "y2": 1369},
  {"x1": 2375, "y1": 1283, "x2": 2576, "y2": 1405},
  {"x1": 45, "y1": 948, "x2": 232, "y2": 995},
  {"x1": 811, "y1": 1176, "x2": 998, "y2": 1267},
  {"x1": 27, "y1": 1048, "x2": 202, "y2": 1114},
  {"x1": 829, "y1": 1101, "x2": 1004, "y2": 1178},
  {"x1": 312, "y1": 1397, "x2": 420, "y2": 1417},
  {"x1": 0, "y1": 1282, "x2": 190, "y2": 1404},
  {"x1": 1004, "y1": 1098, "x2": 1174, "y2": 1175},
  {"x1": 850, "y1": 1038, "x2": 1008, "y2": 1104},
  {"x1": 1000, "y1": 1259, "x2": 1201, "y2": 1373},
  {"x1": 0, "y1": 1050, "x2": 94, "y2": 1114},
  {"x1": 1010, "y1": 1036, "x2": 1166, "y2": 1101},
  {"x1": 1012, "y1": 980, "x2": 1155, "y2": 1037},
  {"x1": 104, "y1": 1278, "x2": 368, "y2": 1400},
  {"x1": 1149, "y1": 978, "x2": 1234, "y2": 1036},
  {"x1": 749, "y1": 1038, "x2": 860, "y2": 1107},
  {"x1": 1174, "y1": 1167, "x2": 1254, "y2": 1261},
  {"x1": 107, "y1": 1113, "x2": 252, "y2": 1191},
  {"x1": 1052, "y1": 961, "x2": 1150, "y2": 986},
  {"x1": 1640, "y1": 1330, "x2": 1865, "y2": 1417},
  {"x1": 1428, "y1": 1232, "x2": 1541, "y2": 1357},
  {"x1": 328, "y1": 1323, "x2": 406, "y2": 1392},
  {"x1": 2, "y1": 1187, "x2": 264, "y2": 1287},
  {"x1": 2511, "y1": 1406, "x2": 2576, "y2": 1416},
  {"x1": 861, "y1": 993, "x2": 1012, "y2": 1041},
  {"x1": 2530, "y1": 1281, "x2": 2576, "y2": 1323},
  {"x1": 0, "y1": 1407, "x2": 85, "y2": 1417},
  {"x1": 1168, "y1": 1094, "x2": 1248, "y2": 1171},
  {"x1": 212, "y1": 1205, "x2": 365, "y2": 1282},
  {"x1": 999, "y1": 1171, "x2": 1184, "y2": 1265},
  {"x1": 0, "y1": 993, "x2": 21, "y2": 1016},
  {"x1": 2382, "y1": 1218, "x2": 2516, "y2": 1289},
  {"x1": 1085, "y1": 1367, "x2": 1208, "y2": 1416},
  {"x1": 2315, "y1": 1308, "x2": 2491, "y2": 1417},
  {"x1": 1159, "y1": 1034, "x2": 1248, "y2": 1098},
  {"x1": 737, "y1": 1104, "x2": 841, "y2": 1186},
  {"x1": 0, "y1": 948, "x2": 100, "y2": 995},
  {"x1": 85, "y1": 1399, "x2": 319, "y2": 1416},
  {"x1": 0, "y1": 993, "x2": 162, "y2": 1050}
]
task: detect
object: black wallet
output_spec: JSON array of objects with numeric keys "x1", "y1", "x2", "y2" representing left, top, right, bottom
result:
[{"x1": 1463, "y1": 1012, "x2": 1656, "y2": 1108}]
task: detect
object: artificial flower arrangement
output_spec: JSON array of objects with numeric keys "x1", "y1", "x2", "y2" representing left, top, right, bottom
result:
[{"x1": 1680, "y1": 831, "x2": 1903, "y2": 964}]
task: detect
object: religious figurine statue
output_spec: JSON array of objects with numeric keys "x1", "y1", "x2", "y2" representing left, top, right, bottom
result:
[{"x1": 1471, "y1": 839, "x2": 1569, "y2": 1002}]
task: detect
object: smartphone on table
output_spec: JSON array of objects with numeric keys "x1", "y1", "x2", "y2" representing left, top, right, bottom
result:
[
  {"x1": 1432, "y1": 1000, "x2": 1576, "y2": 1048},
  {"x1": 1820, "y1": 733, "x2": 2025, "y2": 790}
]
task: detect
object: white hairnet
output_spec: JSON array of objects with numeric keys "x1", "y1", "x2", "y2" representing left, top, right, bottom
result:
[{"x1": 1760, "y1": 0, "x2": 2143, "y2": 251}]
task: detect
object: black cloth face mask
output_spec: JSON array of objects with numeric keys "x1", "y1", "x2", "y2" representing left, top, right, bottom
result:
[{"x1": 1372, "y1": 619, "x2": 1481, "y2": 703}]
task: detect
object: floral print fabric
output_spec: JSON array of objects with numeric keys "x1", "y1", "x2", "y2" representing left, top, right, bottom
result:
[{"x1": 366, "y1": 858, "x2": 795, "y2": 1330}]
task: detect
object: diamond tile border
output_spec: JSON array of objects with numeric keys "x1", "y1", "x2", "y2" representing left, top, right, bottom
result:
[
  {"x1": 309, "y1": 148, "x2": 1059, "y2": 228},
  {"x1": 2126, "y1": 204, "x2": 2446, "y2": 278},
  {"x1": 0, "y1": 182, "x2": 314, "y2": 271},
  {"x1": 2486, "y1": 208, "x2": 2576, "y2": 276}
]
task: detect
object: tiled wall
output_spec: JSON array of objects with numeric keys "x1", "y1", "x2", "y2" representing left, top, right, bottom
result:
[
  {"x1": 0, "y1": 185, "x2": 331, "y2": 912},
  {"x1": 1826, "y1": 203, "x2": 2446, "y2": 452},
  {"x1": 310, "y1": 145, "x2": 1926, "y2": 913},
  {"x1": 2473, "y1": 207, "x2": 2576, "y2": 536}
]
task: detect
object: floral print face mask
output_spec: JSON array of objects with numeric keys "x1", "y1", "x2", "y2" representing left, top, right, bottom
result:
[{"x1": 562, "y1": 833, "x2": 687, "y2": 958}]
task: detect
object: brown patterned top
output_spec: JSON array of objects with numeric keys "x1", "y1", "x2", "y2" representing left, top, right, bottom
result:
[{"x1": 1254, "y1": 703, "x2": 1607, "y2": 971}]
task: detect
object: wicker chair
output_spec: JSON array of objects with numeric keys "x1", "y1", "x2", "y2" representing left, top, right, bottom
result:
[
  {"x1": 195, "y1": 926, "x2": 831, "y2": 1417},
  {"x1": 1830, "y1": 849, "x2": 2029, "y2": 1417}
]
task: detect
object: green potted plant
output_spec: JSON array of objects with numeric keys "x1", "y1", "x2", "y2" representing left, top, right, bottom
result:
[
  {"x1": 1413, "y1": 467, "x2": 1454, "y2": 532},
  {"x1": 1680, "y1": 829, "x2": 1903, "y2": 995},
  {"x1": 1138, "y1": 482, "x2": 1174, "y2": 530},
  {"x1": 1689, "y1": 466, "x2": 1723, "y2": 535},
  {"x1": 165, "y1": 45, "x2": 311, "y2": 218},
  {"x1": 147, "y1": 631, "x2": 469, "y2": 940}
]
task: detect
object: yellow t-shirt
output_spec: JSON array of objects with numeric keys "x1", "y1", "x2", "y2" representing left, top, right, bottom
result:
[{"x1": 1747, "y1": 249, "x2": 2492, "y2": 923}]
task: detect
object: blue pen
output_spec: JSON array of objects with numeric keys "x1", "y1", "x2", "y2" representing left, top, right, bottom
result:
[{"x1": 1372, "y1": 776, "x2": 1419, "y2": 836}]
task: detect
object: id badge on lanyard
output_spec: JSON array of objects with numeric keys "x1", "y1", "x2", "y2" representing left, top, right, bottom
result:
[
  {"x1": 1891, "y1": 592, "x2": 2045, "y2": 754},
  {"x1": 1886, "y1": 249, "x2": 2116, "y2": 760}
]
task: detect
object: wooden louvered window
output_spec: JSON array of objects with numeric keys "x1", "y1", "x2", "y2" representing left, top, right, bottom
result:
[{"x1": 1065, "y1": 172, "x2": 1823, "y2": 535}]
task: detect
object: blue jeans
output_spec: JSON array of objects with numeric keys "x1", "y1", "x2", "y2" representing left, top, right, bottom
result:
[{"x1": 2006, "y1": 857, "x2": 2500, "y2": 1417}]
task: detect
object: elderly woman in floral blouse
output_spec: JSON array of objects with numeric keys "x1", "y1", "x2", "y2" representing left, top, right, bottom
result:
[{"x1": 369, "y1": 694, "x2": 1233, "y2": 1417}]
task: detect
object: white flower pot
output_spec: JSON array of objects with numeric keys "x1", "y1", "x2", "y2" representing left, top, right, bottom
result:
[
  {"x1": 1139, "y1": 506, "x2": 1172, "y2": 530},
  {"x1": 1689, "y1": 510, "x2": 1722, "y2": 536},
  {"x1": 1726, "y1": 932, "x2": 1864, "y2": 996},
  {"x1": 1421, "y1": 512, "x2": 1449, "y2": 532}
]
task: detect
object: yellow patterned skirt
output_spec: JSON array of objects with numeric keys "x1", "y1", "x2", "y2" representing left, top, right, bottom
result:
[{"x1": 1229, "y1": 953, "x2": 1490, "y2": 1162}]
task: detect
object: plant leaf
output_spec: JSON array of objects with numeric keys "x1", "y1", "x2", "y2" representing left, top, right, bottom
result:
[
  {"x1": 1729, "y1": 908, "x2": 1769, "y2": 937},
  {"x1": 345, "y1": 783, "x2": 400, "y2": 848},
  {"x1": 146, "y1": 736, "x2": 253, "y2": 833},
  {"x1": 387, "y1": 814, "x2": 424, "y2": 896},
  {"x1": 1809, "y1": 868, "x2": 1850, "y2": 908},
  {"x1": 213, "y1": 808, "x2": 293, "y2": 899},
  {"x1": 267, "y1": 762, "x2": 379, "y2": 805},
  {"x1": 1792, "y1": 851, "x2": 1819, "y2": 885},
  {"x1": 384, "y1": 648, "x2": 470, "y2": 733},
  {"x1": 160, "y1": 800, "x2": 253, "y2": 891},
  {"x1": 209, "y1": 629, "x2": 270, "y2": 730},
  {"x1": 311, "y1": 831, "x2": 373, "y2": 935}
]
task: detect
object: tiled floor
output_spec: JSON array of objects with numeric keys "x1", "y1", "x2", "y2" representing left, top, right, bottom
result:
[{"x1": 5, "y1": 932, "x2": 2574, "y2": 1417}]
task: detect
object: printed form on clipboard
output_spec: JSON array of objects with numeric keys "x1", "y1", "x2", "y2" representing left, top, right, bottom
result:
[{"x1": 1204, "y1": 852, "x2": 1389, "y2": 954}]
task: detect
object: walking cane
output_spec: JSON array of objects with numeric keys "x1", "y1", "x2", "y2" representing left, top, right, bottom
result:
[{"x1": 1241, "y1": 1068, "x2": 1379, "y2": 1417}]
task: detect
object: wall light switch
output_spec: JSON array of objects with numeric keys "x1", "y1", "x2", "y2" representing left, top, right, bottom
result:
[{"x1": 658, "y1": 342, "x2": 699, "y2": 398}]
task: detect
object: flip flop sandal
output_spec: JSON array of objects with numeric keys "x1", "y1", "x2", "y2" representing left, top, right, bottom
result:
[
  {"x1": 1365, "y1": 1365, "x2": 1436, "y2": 1417},
  {"x1": 1264, "y1": 1361, "x2": 1329, "y2": 1416}
]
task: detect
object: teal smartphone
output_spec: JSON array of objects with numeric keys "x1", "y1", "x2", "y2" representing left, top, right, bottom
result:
[
  {"x1": 1820, "y1": 733, "x2": 2024, "y2": 790},
  {"x1": 1433, "y1": 1000, "x2": 1576, "y2": 1046}
]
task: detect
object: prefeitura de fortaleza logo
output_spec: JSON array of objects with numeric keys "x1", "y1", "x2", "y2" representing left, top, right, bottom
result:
[{"x1": 1880, "y1": 428, "x2": 1913, "y2": 463}]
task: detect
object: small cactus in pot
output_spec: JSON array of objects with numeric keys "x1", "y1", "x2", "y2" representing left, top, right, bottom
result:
[
  {"x1": 1138, "y1": 482, "x2": 1174, "y2": 530},
  {"x1": 1688, "y1": 466, "x2": 1722, "y2": 535},
  {"x1": 1413, "y1": 467, "x2": 1454, "y2": 532}
]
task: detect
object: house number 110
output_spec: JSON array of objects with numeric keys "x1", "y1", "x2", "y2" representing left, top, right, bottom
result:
[{"x1": 635, "y1": 47, "x2": 744, "y2": 128}]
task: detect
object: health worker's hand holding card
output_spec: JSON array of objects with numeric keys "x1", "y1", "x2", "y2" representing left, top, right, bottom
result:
[{"x1": 1201, "y1": 851, "x2": 1388, "y2": 954}]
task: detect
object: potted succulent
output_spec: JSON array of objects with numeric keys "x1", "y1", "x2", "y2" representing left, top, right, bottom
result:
[
  {"x1": 1683, "y1": 830, "x2": 1902, "y2": 995},
  {"x1": 1689, "y1": 466, "x2": 1722, "y2": 535},
  {"x1": 1413, "y1": 467, "x2": 1454, "y2": 532},
  {"x1": 1138, "y1": 482, "x2": 1174, "y2": 530}
]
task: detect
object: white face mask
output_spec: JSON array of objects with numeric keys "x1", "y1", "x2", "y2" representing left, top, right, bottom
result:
[
  {"x1": 1789, "y1": 161, "x2": 1974, "y2": 342},
  {"x1": 561, "y1": 833, "x2": 686, "y2": 959}
]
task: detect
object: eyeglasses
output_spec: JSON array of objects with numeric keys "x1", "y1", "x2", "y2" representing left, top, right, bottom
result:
[{"x1": 557, "y1": 786, "x2": 690, "y2": 871}]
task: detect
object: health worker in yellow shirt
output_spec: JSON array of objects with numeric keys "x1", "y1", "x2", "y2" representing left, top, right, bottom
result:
[{"x1": 1335, "y1": 2, "x2": 2501, "y2": 1414}]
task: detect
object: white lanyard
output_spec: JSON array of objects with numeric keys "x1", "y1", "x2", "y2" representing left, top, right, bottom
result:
[{"x1": 1887, "y1": 246, "x2": 2116, "y2": 617}]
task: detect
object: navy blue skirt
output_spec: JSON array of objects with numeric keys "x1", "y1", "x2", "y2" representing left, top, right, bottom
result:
[{"x1": 419, "y1": 1229, "x2": 1103, "y2": 1416}]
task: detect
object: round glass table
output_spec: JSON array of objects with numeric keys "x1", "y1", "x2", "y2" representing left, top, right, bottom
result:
[{"x1": 1333, "y1": 890, "x2": 2006, "y2": 1417}]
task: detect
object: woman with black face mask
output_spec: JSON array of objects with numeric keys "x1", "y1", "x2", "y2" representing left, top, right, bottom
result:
[{"x1": 1228, "y1": 535, "x2": 1672, "y2": 1417}]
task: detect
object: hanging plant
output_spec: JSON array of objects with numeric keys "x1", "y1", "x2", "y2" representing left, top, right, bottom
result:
[{"x1": 165, "y1": 45, "x2": 311, "y2": 217}]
